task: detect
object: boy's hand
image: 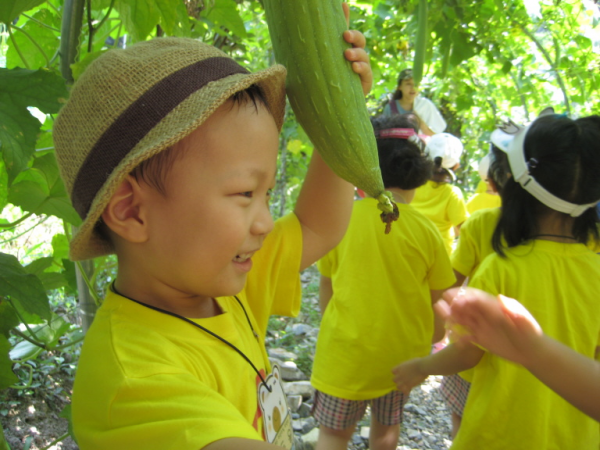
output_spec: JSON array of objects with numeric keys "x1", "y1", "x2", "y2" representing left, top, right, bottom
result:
[
  {"x1": 437, "y1": 288, "x2": 544, "y2": 366},
  {"x1": 342, "y1": 3, "x2": 372, "y2": 96},
  {"x1": 392, "y1": 358, "x2": 427, "y2": 396}
]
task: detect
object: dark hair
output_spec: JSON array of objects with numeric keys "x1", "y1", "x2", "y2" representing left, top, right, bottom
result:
[
  {"x1": 371, "y1": 113, "x2": 433, "y2": 190},
  {"x1": 487, "y1": 144, "x2": 510, "y2": 194},
  {"x1": 130, "y1": 84, "x2": 268, "y2": 195},
  {"x1": 96, "y1": 85, "x2": 269, "y2": 244},
  {"x1": 430, "y1": 157, "x2": 454, "y2": 184},
  {"x1": 492, "y1": 114, "x2": 600, "y2": 255}
]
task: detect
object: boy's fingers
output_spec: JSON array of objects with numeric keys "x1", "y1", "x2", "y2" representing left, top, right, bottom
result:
[
  {"x1": 343, "y1": 29, "x2": 367, "y2": 50},
  {"x1": 433, "y1": 299, "x2": 451, "y2": 320},
  {"x1": 342, "y1": 2, "x2": 350, "y2": 26}
]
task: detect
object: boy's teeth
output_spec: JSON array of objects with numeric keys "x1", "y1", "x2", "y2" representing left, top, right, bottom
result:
[{"x1": 234, "y1": 253, "x2": 251, "y2": 262}]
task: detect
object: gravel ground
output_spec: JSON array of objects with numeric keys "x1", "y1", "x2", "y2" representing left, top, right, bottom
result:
[{"x1": 348, "y1": 375, "x2": 453, "y2": 450}]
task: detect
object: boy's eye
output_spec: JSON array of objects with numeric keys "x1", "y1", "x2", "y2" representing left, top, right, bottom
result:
[{"x1": 241, "y1": 191, "x2": 253, "y2": 198}]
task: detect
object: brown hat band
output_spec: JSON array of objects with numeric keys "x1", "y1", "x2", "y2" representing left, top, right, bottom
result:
[{"x1": 71, "y1": 56, "x2": 249, "y2": 219}]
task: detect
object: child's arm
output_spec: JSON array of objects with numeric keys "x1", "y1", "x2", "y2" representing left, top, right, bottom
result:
[
  {"x1": 204, "y1": 438, "x2": 285, "y2": 450},
  {"x1": 295, "y1": 6, "x2": 373, "y2": 271},
  {"x1": 438, "y1": 287, "x2": 600, "y2": 421},
  {"x1": 319, "y1": 274, "x2": 333, "y2": 314},
  {"x1": 392, "y1": 341, "x2": 484, "y2": 395},
  {"x1": 430, "y1": 289, "x2": 446, "y2": 343}
]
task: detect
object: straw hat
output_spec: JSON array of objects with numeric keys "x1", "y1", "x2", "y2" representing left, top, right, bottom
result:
[{"x1": 54, "y1": 37, "x2": 287, "y2": 261}]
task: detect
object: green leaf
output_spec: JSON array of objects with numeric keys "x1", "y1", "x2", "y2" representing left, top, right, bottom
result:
[
  {"x1": 24, "y1": 256, "x2": 53, "y2": 276},
  {"x1": 6, "y1": 9, "x2": 60, "y2": 69},
  {"x1": 0, "y1": 334, "x2": 19, "y2": 389},
  {"x1": 206, "y1": 0, "x2": 247, "y2": 38},
  {"x1": 0, "y1": 0, "x2": 45, "y2": 24},
  {"x1": 115, "y1": 0, "x2": 160, "y2": 41},
  {"x1": 52, "y1": 234, "x2": 70, "y2": 261},
  {"x1": 450, "y1": 31, "x2": 477, "y2": 67},
  {"x1": 62, "y1": 259, "x2": 78, "y2": 293},
  {"x1": 0, "y1": 300, "x2": 20, "y2": 337},
  {"x1": 501, "y1": 61, "x2": 513, "y2": 74},
  {"x1": 0, "y1": 68, "x2": 68, "y2": 113},
  {"x1": 0, "y1": 160, "x2": 8, "y2": 211},
  {"x1": 0, "y1": 99, "x2": 40, "y2": 183},
  {"x1": 8, "y1": 153, "x2": 82, "y2": 225},
  {"x1": 37, "y1": 271, "x2": 67, "y2": 290},
  {"x1": 9, "y1": 338, "x2": 43, "y2": 361},
  {"x1": 155, "y1": 0, "x2": 190, "y2": 37},
  {"x1": 0, "y1": 67, "x2": 68, "y2": 182},
  {"x1": 0, "y1": 252, "x2": 50, "y2": 320}
]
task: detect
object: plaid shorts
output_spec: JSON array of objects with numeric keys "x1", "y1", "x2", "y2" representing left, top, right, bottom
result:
[
  {"x1": 439, "y1": 374, "x2": 471, "y2": 417},
  {"x1": 312, "y1": 389, "x2": 406, "y2": 430}
]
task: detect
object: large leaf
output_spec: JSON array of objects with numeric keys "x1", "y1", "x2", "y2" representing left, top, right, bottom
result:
[
  {"x1": 0, "y1": 0, "x2": 45, "y2": 24},
  {"x1": 8, "y1": 153, "x2": 82, "y2": 225},
  {"x1": 0, "y1": 300, "x2": 20, "y2": 338},
  {"x1": 0, "y1": 252, "x2": 50, "y2": 320},
  {"x1": 0, "y1": 334, "x2": 18, "y2": 389},
  {"x1": 0, "y1": 100, "x2": 40, "y2": 183},
  {"x1": 155, "y1": 0, "x2": 190, "y2": 37},
  {"x1": 6, "y1": 9, "x2": 60, "y2": 69},
  {"x1": 0, "y1": 160, "x2": 8, "y2": 212},
  {"x1": 0, "y1": 68, "x2": 68, "y2": 182},
  {"x1": 206, "y1": 0, "x2": 247, "y2": 38},
  {"x1": 115, "y1": 0, "x2": 160, "y2": 41}
]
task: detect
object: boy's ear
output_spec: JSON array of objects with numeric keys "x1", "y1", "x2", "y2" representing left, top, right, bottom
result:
[{"x1": 101, "y1": 175, "x2": 149, "y2": 244}]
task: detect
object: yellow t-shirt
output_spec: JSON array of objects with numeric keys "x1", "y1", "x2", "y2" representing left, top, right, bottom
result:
[
  {"x1": 475, "y1": 180, "x2": 487, "y2": 193},
  {"x1": 451, "y1": 207, "x2": 501, "y2": 278},
  {"x1": 311, "y1": 199, "x2": 456, "y2": 400},
  {"x1": 454, "y1": 240, "x2": 600, "y2": 450},
  {"x1": 72, "y1": 214, "x2": 302, "y2": 450},
  {"x1": 466, "y1": 192, "x2": 502, "y2": 215},
  {"x1": 412, "y1": 180, "x2": 469, "y2": 255}
]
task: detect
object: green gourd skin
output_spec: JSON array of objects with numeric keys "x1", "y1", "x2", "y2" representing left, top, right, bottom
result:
[{"x1": 263, "y1": 0, "x2": 399, "y2": 232}]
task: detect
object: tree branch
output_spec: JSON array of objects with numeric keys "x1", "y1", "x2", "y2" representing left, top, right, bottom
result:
[{"x1": 519, "y1": 24, "x2": 570, "y2": 115}]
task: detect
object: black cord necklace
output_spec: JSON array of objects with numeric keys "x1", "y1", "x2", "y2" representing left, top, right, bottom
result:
[
  {"x1": 111, "y1": 283, "x2": 272, "y2": 392},
  {"x1": 532, "y1": 234, "x2": 578, "y2": 241}
]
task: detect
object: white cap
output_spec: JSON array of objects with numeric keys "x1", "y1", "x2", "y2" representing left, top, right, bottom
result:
[
  {"x1": 491, "y1": 116, "x2": 598, "y2": 217},
  {"x1": 425, "y1": 133, "x2": 464, "y2": 169}
]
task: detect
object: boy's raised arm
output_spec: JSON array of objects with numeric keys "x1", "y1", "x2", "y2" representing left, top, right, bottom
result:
[{"x1": 295, "y1": 22, "x2": 373, "y2": 271}]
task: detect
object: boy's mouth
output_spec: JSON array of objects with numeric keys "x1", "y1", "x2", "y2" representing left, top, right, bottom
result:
[{"x1": 233, "y1": 252, "x2": 252, "y2": 263}]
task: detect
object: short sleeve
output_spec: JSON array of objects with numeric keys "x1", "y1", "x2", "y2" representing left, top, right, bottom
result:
[
  {"x1": 451, "y1": 219, "x2": 479, "y2": 278},
  {"x1": 447, "y1": 186, "x2": 469, "y2": 227},
  {"x1": 245, "y1": 213, "x2": 303, "y2": 325},
  {"x1": 317, "y1": 251, "x2": 333, "y2": 278}
]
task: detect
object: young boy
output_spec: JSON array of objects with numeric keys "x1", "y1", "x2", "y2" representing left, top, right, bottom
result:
[{"x1": 53, "y1": 12, "x2": 372, "y2": 450}]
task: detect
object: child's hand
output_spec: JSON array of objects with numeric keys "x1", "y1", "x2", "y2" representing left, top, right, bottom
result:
[
  {"x1": 437, "y1": 288, "x2": 544, "y2": 366},
  {"x1": 341, "y1": 3, "x2": 372, "y2": 96},
  {"x1": 392, "y1": 358, "x2": 427, "y2": 396}
]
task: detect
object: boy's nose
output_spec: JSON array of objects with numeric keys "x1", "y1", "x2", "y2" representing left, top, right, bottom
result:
[{"x1": 251, "y1": 203, "x2": 274, "y2": 236}]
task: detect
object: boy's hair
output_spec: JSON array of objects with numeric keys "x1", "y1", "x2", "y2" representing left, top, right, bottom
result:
[
  {"x1": 492, "y1": 114, "x2": 600, "y2": 254},
  {"x1": 53, "y1": 37, "x2": 286, "y2": 261},
  {"x1": 371, "y1": 113, "x2": 433, "y2": 190},
  {"x1": 131, "y1": 85, "x2": 269, "y2": 195}
]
